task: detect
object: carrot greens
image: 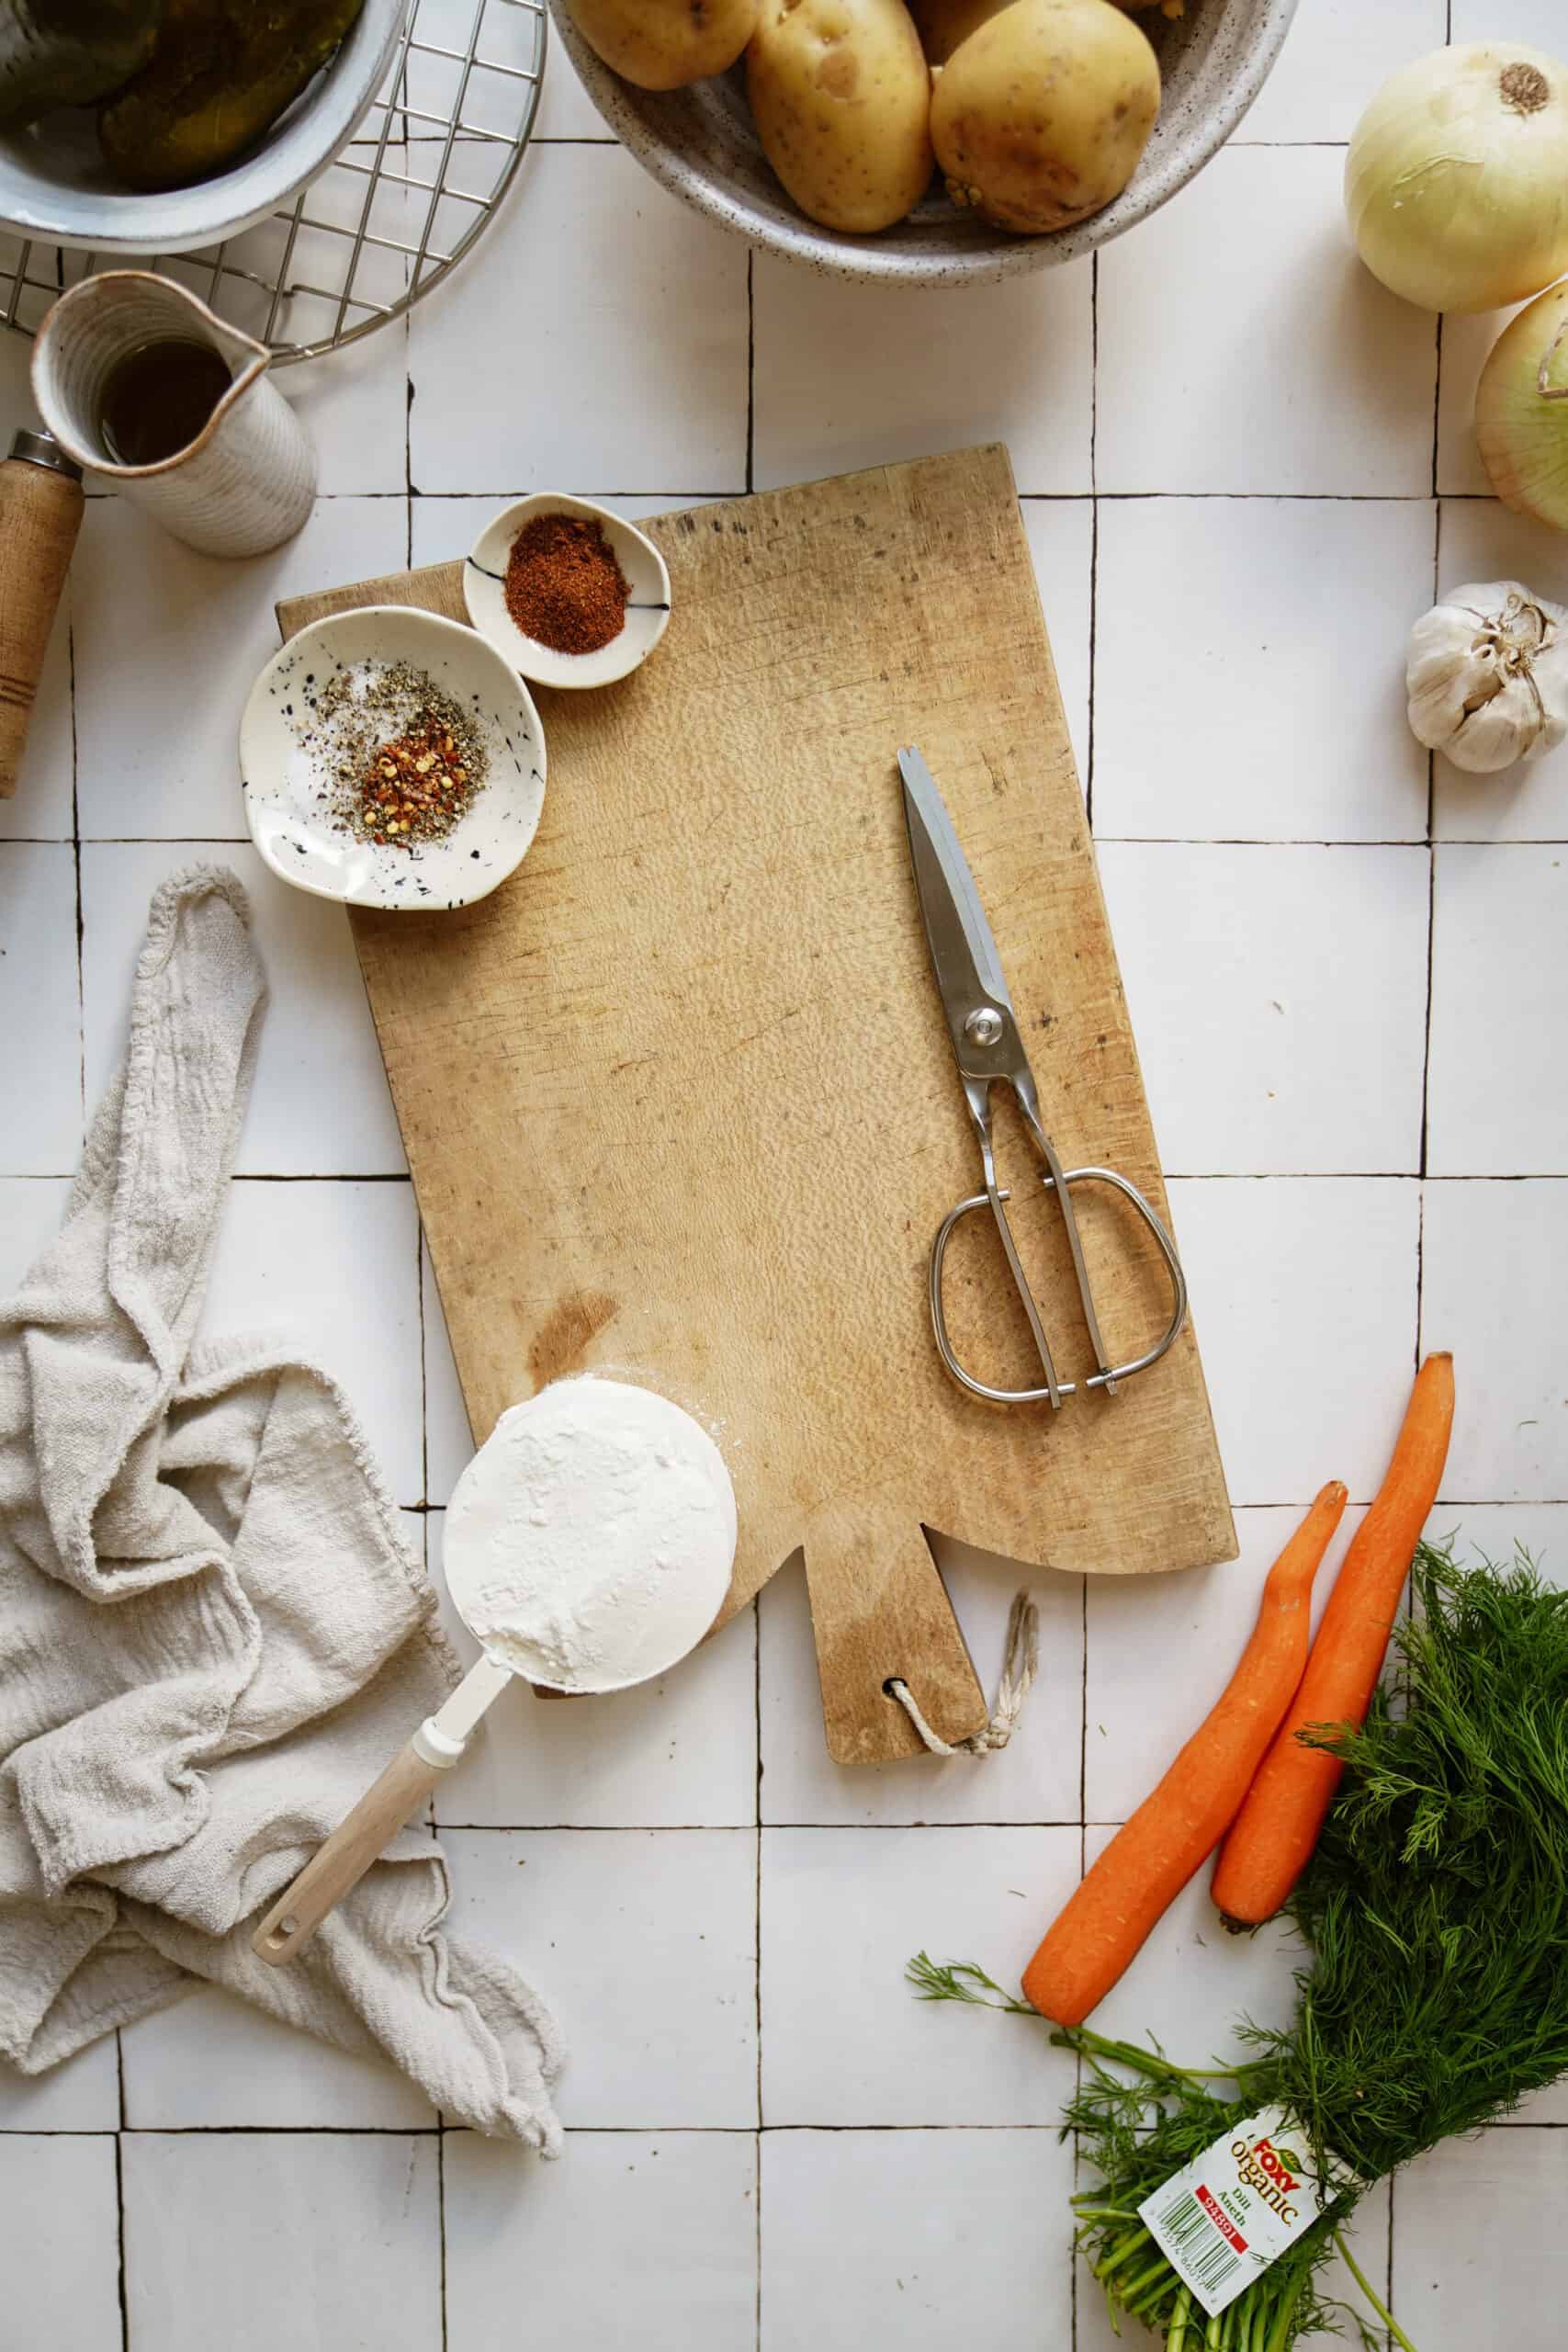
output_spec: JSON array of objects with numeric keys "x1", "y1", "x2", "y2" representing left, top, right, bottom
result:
[{"x1": 908, "y1": 1544, "x2": 1568, "y2": 2349}]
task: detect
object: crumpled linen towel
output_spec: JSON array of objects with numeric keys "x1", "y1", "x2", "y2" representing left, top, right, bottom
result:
[{"x1": 0, "y1": 867, "x2": 562, "y2": 2150}]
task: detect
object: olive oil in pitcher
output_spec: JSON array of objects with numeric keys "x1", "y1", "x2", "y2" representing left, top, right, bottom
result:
[
  {"x1": 33, "y1": 268, "x2": 318, "y2": 552},
  {"x1": 97, "y1": 338, "x2": 233, "y2": 468}
]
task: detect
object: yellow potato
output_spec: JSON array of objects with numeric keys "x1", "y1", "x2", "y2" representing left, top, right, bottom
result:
[
  {"x1": 570, "y1": 0, "x2": 761, "y2": 91},
  {"x1": 908, "y1": 0, "x2": 1009, "y2": 65},
  {"x1": 931, "y1": 0, "x2": 1158, "y2": 233},
  {"x1": 747, "y1": 0, "x2": 934, "y2": 233}
]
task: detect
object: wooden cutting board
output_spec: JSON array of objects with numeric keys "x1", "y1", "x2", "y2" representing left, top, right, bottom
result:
[{"x1": 278, "y1": 443, "x2": 1235, "y2": 1763}]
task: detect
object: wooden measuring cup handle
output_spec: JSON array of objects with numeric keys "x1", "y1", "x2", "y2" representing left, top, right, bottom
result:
[
  {"x1": 803, "y1": 1500, "x2": 987, "y2": 1763},
  {"x1": 252, "y1": 1741, "x2": 446, "y2": 1966},
  {"x1": 0, "y1": 434, "x2": 84, "y2": 801}
]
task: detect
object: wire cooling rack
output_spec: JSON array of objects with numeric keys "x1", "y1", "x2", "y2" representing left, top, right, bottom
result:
[{"x1": 0, "y1": 0, "x2": 545, "y2": 364}]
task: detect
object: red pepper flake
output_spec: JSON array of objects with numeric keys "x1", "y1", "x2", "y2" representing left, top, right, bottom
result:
[
  {"x1": 307, "y1": 659, "x2": 490, "y2": 859},
  {"x1": 355, "y1": 713, "x2": 478, "y2": 850},
  {"x1": 503, "y1": 513, "x2": 630, "y2": 656}
]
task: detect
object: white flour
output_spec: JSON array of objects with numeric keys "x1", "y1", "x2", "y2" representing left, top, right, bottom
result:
[{"x1": 444, "y1": 1376, "x2": 738, "y2": 1693}]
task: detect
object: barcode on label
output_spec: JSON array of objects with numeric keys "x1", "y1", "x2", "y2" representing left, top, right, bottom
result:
[
  {"x1": 1155, "y1": 2188, "x2": 1242, "y2": 2297},
  {"x1": 1138, "y1": 2107, "x2": 1328, "y2": 2321}
]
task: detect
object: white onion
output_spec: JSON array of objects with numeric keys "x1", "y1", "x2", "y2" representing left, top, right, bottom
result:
[
  {"x1": 1475, "y1": 279, "x2": 1568, "y2": 531},
  {"x1": 1345, "y1": 43, "x2": 1568, "y2": 314}
]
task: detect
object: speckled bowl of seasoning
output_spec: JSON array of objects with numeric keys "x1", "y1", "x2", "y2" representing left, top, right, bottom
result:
[
  {"x1": 240, "y1": 606, "x2": 547, "y2": 913},
  {"x1": 463, "y1": 494, "x2": 671, "y2": 691}
]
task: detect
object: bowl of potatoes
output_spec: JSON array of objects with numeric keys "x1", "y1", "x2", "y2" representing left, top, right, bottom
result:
[{"x1": 551, "y1": 0, "x2": 1295, "y2": 284}]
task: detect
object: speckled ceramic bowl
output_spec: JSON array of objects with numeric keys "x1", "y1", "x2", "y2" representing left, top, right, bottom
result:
[
  {"x1": 241, "y1": 606, "x2": 546, "y2": 913},
  {"x1": 550, "y1": 0, "x2": 1296, "y2": 286}
]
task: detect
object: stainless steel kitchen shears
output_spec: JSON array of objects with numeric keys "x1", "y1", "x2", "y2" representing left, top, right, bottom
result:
[{"x1": 899, "y1": 746, "x2": 1188, "y2": 1409}]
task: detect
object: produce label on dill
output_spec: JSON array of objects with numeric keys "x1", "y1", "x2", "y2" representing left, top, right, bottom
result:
[{"x1": 1138, "y1": 2107, "x2": 1334, "y2": 2318}]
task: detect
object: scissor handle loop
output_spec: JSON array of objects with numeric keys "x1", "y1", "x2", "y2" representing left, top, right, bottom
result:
[{"x1": 929, "y1": 1166, "x2": 1189, "y2": 1408}]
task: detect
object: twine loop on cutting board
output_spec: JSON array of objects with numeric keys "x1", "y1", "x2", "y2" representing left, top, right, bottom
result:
[{"x1": 886, "y1": 1590, "x2": 1039, "y2": 1755}]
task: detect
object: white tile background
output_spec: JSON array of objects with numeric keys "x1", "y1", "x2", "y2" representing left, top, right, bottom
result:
[{"x1": 2, "y1": 0, "x2": 1566, "y2": 2344}]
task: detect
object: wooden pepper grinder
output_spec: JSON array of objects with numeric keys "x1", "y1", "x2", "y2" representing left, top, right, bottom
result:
[{"x1": 0, "y1": 428, "x2": 84, "y2": 799}]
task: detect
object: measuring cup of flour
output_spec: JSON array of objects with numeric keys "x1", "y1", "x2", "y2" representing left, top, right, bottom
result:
[{"x1": 252, "y1": 1376, "x2": 736, "y2": 1964}]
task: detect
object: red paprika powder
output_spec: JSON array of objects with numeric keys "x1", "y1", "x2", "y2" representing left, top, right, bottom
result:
[{"x1": 503, "y1": 513, "x2": 630, "y2": 656}]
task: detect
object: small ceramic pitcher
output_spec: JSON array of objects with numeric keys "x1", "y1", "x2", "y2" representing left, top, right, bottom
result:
[{"x1": 31, "y1": 272, "x2": 316, "y2": 557}]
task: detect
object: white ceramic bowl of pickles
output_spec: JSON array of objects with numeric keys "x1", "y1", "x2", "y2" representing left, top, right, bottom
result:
[
  {"x1": 0, "y1": 0, "x2": 407, "y2": 255},
  {"x1": 551, "y1": 0, "x2": 1296, "y2": 286}
]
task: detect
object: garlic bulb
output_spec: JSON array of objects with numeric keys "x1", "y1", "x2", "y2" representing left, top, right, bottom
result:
[{"x1": 1405, "y1": 581, "x2": 1568, "y2": 773}]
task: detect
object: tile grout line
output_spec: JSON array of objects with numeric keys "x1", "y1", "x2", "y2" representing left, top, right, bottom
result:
[
  {"x1": 112, "y1": 2128, "x2": 130, "y2": 2351},
  {"x1": 10, "y1": 2118, "x2": 1568, "y2": 2137},
  {"x1": 752, "y1": 1598, "x2": 764, "y2": 2348},
  {"x1": 1091, "y1": 836, "x2": 1550, "y2": 847},
  {"x1": 1392, "y1": 159, "x2": 1451, "y2": 2327},
  {"x1": 1415, "y1": 491, "x2": 1442, "y2": 1365},
  {"x1": 437, "y1": 2127, "x2": 450, "y2": 2352},
  {"x1": 1085, "y1": 248, "x2": 1100, "y2": 837},
  {"x1": 408, "y1": 487, "x2": 742, "y2": 502},
  {"x1": 746, "y1": 248, "x2": 756, "y2": 499},
  {"x1": 378, "y1": 1801, "x2": 1484, "y2": 1826},
  {"x1": 243, "y1": 1782, "x2": 1568, "y2": 1826},
  {"x1": 68, "y1": 604, "x2": 85, "y2": 1146},
  {"x1": 1077, "y1": 1578, "x2": 1089, "y2": 1859},
  {"x1": 400, "y1": 489, "x2": 1498, "y2": 504},
  {"x1": 1073, "y1": 1573, "x2": 1088, "y2": 2352},
  {"x1": 402, "y1": 271, "x2": 413, "y2": 578},
  {"x1": 427, "y1": 1540, "x2": 451, "y2": 2352}
]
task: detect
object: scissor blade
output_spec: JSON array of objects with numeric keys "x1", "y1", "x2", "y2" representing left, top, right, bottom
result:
[{"x1": 897, "y1": 746, "x2": 1013, "y2": 1017}]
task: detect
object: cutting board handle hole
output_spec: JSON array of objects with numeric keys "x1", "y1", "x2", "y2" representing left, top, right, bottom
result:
[{"x1": 881, "y1": 1670, "x2": 957, "y2": 1756}]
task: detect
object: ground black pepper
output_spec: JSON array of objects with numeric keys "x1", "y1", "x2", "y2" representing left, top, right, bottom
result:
[{"x1": 503, "y1": 513, "x2": 629, "y2": 655}]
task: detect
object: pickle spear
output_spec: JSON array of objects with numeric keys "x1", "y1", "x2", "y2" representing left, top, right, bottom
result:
[
  {"x1": 0, "y1": 0, "x2": 159, "y2": 127},
  {"x1": 100, "y1": 0, "x2": 367, "y2": 192}
]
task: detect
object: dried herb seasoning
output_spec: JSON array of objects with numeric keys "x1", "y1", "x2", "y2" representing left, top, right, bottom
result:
[{"x1": 300, "y1": 659, "x2": 489, "y2": 854}]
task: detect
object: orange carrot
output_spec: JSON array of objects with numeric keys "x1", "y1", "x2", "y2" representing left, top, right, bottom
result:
[
  {"x1": 1212, "y1": 1351, "x2": 1455, "y2": 1930},
  {"x1": 1021, "y1": 1480, "x2": 1348, "y2": 2029}
]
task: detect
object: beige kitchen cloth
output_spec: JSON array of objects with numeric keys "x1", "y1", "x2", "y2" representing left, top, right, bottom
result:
[{"x1": 0, "y1": 866, "x2": 562, "y2": 2149}]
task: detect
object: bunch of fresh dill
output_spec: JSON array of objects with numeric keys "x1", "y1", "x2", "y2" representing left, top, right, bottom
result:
[{"x1": 908, "y1": 1544, "x2": 1568, "y2": 2350}]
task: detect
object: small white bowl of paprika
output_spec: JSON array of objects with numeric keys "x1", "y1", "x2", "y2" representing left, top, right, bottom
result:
[{"x1": 463, "y1": 493, "x2": 671, "y2": 691}]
